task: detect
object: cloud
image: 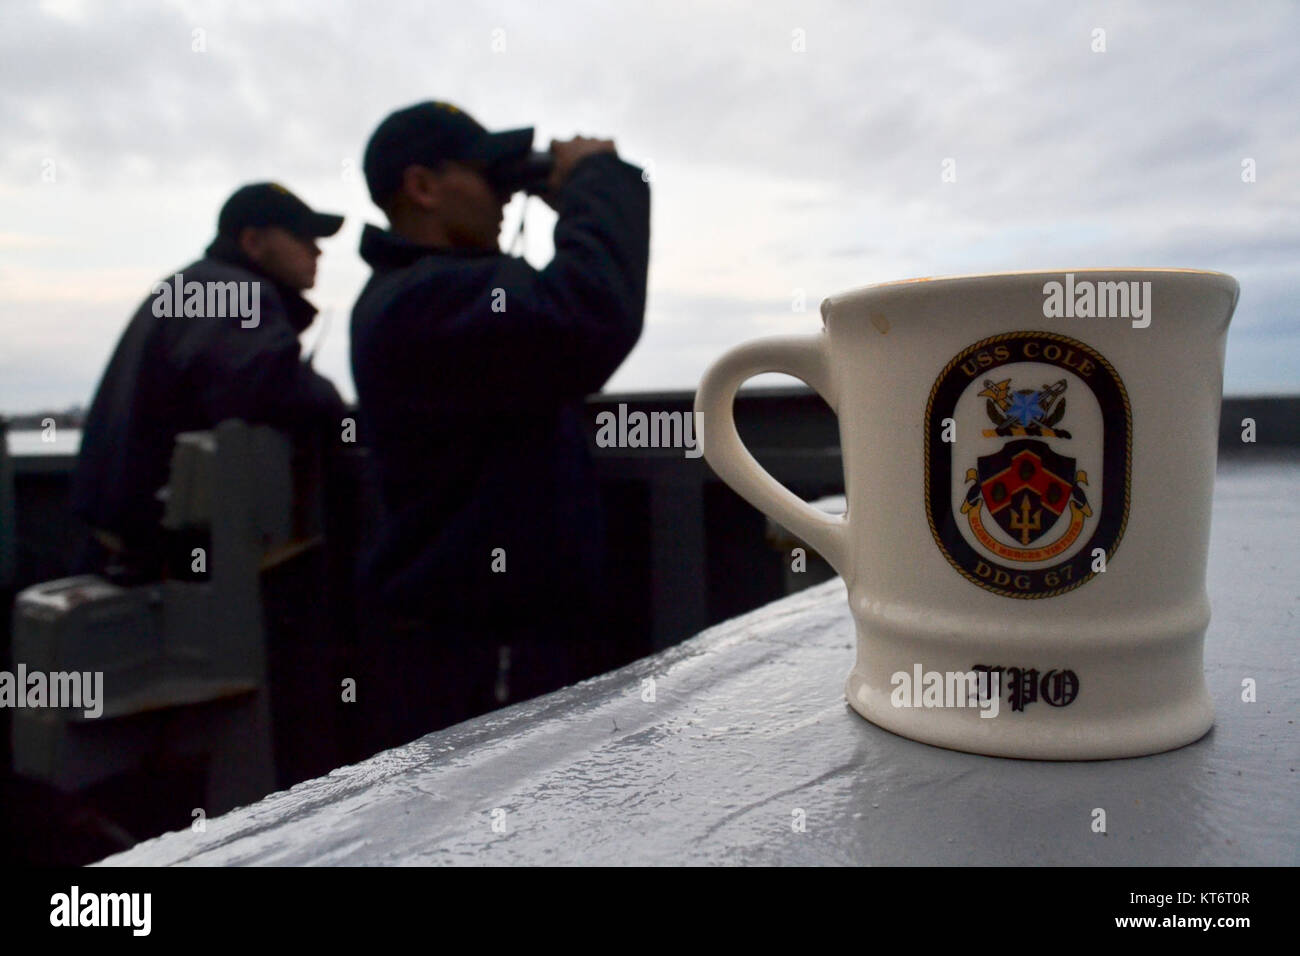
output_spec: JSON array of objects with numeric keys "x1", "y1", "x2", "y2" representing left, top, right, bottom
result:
[{"x1": 1, "y1": 0, "x2": 1298, "y2": 415}]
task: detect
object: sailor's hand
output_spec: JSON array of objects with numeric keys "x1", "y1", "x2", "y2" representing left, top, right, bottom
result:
[{"x1": 541, "y1": 136, "x2": 617, "y2": 209}]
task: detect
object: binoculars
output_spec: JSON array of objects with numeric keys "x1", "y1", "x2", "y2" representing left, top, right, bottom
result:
[{"x1": 489, "y1": 150, "x2": 556, "y2": 197}]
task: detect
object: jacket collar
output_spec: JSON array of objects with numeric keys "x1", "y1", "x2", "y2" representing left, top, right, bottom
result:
[
  {"x1": 204, "y1": 234, "x2": 319, "y2": 334},
  {"x1": 359, "y1": 223, "x2": 499, "y2": 271}
]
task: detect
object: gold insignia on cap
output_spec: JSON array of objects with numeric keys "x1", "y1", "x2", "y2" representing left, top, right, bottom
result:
[{"x1": 269, "y1": 183, "x2": 290, "y2": 195}]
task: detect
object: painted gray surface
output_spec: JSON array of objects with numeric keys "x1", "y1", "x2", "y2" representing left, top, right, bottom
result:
[{"x1": 99, "y1": 451, "x2": 1300, "y2": 866}]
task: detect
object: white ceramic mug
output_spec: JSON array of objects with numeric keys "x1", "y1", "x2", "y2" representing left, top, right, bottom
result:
[{"x1": 695, "y1": 270, "x2": 1239, "y2": 759}]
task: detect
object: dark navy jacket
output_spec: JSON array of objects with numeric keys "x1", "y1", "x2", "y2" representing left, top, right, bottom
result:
[
  {"x1": 72, "y1": 240, "x2": 346, "y2": 544},
  {"x1": 350, "y1": 153, "x2": 650, "y2": 631}
]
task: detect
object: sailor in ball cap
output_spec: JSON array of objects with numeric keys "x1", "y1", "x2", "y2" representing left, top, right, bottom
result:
[
  {"x1": 350, "y1": 100, "x2": 651, "y2": 750},
  {"x1": 72, "y1": 182, "x2": 348, "y2": 583}
]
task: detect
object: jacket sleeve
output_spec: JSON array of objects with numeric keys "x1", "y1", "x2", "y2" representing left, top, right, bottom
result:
[
  {"x1": 426, "y1": 152, "x2": 651, "y2": 412},
  {"x1": 176, "y1": 290, "x2": 346, "y2": 431}
]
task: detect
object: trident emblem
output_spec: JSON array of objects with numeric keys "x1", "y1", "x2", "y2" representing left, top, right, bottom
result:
[{"x1": 1009, "y1": 494, "x2": 1042, "y2": 545}]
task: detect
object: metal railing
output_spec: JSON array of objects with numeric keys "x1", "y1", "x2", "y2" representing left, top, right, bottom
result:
[{"x1": 4, "y1": 391, "x2": 1298, "y2": 652}]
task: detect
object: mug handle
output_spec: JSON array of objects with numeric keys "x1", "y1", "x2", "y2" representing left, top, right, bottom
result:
[{"x1": 694, "y1": 333, "x2": 849, "y2": 578}]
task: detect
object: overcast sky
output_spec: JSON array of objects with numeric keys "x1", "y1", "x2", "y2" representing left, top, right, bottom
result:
[{"x1": 2, "y1": 0, "x2": 1297, "y2": 414}]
